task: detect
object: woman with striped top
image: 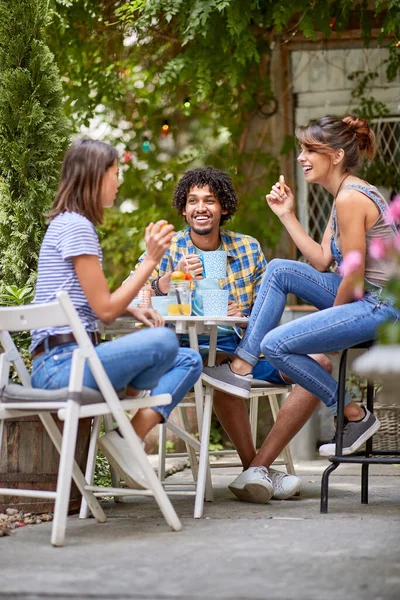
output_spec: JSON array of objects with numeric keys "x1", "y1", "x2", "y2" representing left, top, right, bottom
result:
[{"x1": 31, "y1": 138, "x2": 202, "y2": 489}]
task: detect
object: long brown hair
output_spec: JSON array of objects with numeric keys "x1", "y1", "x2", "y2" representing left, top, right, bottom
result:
[
  {"x1": 49, "y1": 138, "x2": 118, "y2": 225},
  {"x1": 296, "y1": 115, "x2": 376, "y2": 171}
]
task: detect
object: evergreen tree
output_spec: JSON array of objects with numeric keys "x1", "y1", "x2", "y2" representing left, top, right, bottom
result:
[{"x1": 0, "y1": 0, "x2": 70, "y2": 289}]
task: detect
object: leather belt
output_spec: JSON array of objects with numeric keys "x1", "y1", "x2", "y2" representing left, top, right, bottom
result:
[{"x1": 32, "y1": 331, "x2": 101, "y2": 359}]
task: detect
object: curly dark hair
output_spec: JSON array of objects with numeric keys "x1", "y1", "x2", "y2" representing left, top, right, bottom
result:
[{"x1": 172, "y1": 166, "x2": 238, "y2": 226}]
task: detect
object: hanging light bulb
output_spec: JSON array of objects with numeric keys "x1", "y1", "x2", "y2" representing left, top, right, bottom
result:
[
  {"x1": 142, "y1": 136, "x2": 151, "y2": 152},
  {"x1": 183, "y1": 97, "x2": 191, "y2": 109},
  {"x1": 160, "y1": 120, "x2": 171, "y2": 137}
]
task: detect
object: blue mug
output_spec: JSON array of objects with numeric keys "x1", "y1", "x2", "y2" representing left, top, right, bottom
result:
[{"x1": 200, "y1": 250, "x2": 227, "y2": 279}]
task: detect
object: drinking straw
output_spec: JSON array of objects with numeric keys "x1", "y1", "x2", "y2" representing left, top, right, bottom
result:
[{"x1": 175, "y1": 288, "x2": 183, "y2": 315}]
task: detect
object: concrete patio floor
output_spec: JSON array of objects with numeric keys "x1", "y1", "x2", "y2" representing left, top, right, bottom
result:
[{"x1": 1, "y1": 459, "x2": 399, "y2": 600}]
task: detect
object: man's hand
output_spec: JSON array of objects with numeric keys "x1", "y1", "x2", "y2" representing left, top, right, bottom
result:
[
  {"x1": 125, "y1": 305, "x2": 165, "y2": 327},
  {"x1": 227, "y1": 300, "x2": 243, "y2": 317},
  {"x1": 177, "y1": 254, "x2": 204, "y2": 279}
]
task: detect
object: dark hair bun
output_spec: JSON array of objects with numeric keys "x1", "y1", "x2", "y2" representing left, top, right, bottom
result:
[{"x1": 342, "y1": 116, "x2": 375, "y2": 160}]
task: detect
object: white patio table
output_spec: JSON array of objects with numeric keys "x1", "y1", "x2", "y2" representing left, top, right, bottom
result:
[{"x1": 99, "y1": 314, "x2": 248, "y2": 518}]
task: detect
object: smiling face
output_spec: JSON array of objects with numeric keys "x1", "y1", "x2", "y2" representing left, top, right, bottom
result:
[
  {"x1": 297, "y1": 145, "x2": 336, "y2": 187},
  {"x1": 182, "y1": 185, "x2": 228, "y2": 236},
  {"x1": 100, "y1": 160, "x2": 120, "y2": 208}
]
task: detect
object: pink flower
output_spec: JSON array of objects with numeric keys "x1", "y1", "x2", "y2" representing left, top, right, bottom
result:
[
  {"x1": 338, "y1": 250, "x2": 362, "y2": 276},
  {"x1": 369, "y1": 237, "x2": 387, "y2": 260},
  {"x1": 385, "y1": 195, "x2": 400, "y2": 225},
  {"x1": 353, "y1": 283, "x2": 365, "y2": 300},
  {"x1": 394, "y1": 231, "x2": 400, "y2": 252}
]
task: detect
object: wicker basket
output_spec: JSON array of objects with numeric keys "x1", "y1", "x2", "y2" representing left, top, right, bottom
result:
[{"x1": 372, "y1": 404, "x2": 400, "y2": 452}]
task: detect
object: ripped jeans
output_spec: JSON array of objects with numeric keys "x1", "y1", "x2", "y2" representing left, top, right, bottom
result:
[{"x1": 236, "y1": 259, "x2": 399, "y2": 414}]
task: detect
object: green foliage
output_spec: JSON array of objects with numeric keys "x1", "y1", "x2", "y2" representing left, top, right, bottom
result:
[
  {"x1": 44, "y1": 1, "x2": 399, "y2": 282},
  {"x1": 94, "y1": 451, "x2": 113, "y2": 488},
  {"x1": 0, "y1": 284, "x2": 35, "y2": 380},
  {"x1": 0, "y1": 285, "x2": 34, "y2": 306},
  {"x1": 0, "y1": 0, "x2": 70, "y2": 290}
]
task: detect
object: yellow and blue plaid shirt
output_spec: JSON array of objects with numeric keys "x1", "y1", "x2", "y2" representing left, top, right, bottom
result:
[{"x1": 138, "y1": 228, "x2": 267, "y2": 316}]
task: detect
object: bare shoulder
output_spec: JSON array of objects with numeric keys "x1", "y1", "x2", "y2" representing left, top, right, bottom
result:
[{"x1": 335, "y1": 188, "x2": 370, "y2": 213}]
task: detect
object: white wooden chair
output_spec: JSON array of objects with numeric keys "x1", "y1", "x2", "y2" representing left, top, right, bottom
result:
[
  {"x1": 0, "y1": 291, "x2": 181, "y2": 546},
  {"x1": 157, "y1": 380, "x2": 295, "y2": 497}
]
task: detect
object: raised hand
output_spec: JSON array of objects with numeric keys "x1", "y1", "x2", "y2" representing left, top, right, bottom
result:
[
  {"x1": 266, "y1": 180, "x2": 295, "y2": 219},
  {"x1": 145, "y1": 220, "x2": 175, "y2": 263}
]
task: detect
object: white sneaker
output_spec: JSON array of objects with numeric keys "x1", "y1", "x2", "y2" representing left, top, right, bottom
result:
[
  {"x1": 98, "y1": 430, "x2": 147, "y2": 490},
  {"x1": 228, "y1": 466, "x2": 274, "y2": 503},
  {"x1": 269, "y1": 468, "x2": 301, "y2": 500}
]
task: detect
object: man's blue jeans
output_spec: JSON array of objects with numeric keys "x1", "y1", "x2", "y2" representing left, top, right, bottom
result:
[
  {"x1": 236, "y1": 259, "x2": 400, "y2": 414},
  {"x1": 31, "y1": 327, "x2": 203, "y2": 421}
]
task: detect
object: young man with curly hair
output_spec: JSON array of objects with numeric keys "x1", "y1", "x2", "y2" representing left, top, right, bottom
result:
[{"x1": 136, "y1": 166, "x2": 331, "y2": 504}]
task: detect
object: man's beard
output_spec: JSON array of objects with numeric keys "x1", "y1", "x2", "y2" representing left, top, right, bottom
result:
[{"x1": 191, "y1": 224, "x2": 213, "y2": 236}]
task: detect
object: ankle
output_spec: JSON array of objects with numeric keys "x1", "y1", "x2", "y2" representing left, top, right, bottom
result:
[
  {"x1": 344, "y1": 404, "x2": 365, "y2": 422},
  {"x1": 230, "y1": 358, "x2": 253, "y2": 376}
]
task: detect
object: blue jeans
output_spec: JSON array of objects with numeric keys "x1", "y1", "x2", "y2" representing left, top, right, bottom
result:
[
  {"x1": 31, "y1": 327, "x2": 203, "y2": 421},
  {"x1": 181, "y1": 334, "x2": 286, "y2": 385},
  {"x1": 236, "y1": 259, "x2": 400, "y2": 414}
]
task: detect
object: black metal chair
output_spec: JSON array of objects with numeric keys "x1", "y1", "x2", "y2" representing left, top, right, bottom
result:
[{"x1": 320, "y1": 340, "x2": 400, "y2": 513}]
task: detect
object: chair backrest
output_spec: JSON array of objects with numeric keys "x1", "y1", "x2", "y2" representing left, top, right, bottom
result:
[
  {"x1": 0, "y1": 292, "x2": 96, "y2": 391},
  {"x1": 0, "y1": 292, "x2": 123, "y2": 410}
]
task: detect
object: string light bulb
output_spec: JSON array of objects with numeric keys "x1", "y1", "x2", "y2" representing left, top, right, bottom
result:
[
  {"x1": 142, "y1": 136, "x2": 151, "y2": 152},
  {"x1": 160, "y1": 120, "x2": 171, "y2": 137},
  {"x1": 183, "y1": 98, "x2": 191, "y2": 109}
]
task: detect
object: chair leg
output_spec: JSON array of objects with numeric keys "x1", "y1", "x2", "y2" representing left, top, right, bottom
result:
[
  {"x1": 249, "y1": 396, "x2": 259, "y2": 449},
  {"x1": 178, "y1": 406, "x2": 199, "y2": 482},
  {"x1": 269, "y1": 393, "x2": 296, "y2": 475},
  {"x1": 51, "y1": 399, "x2": 81, "y2": 547},
  {"x1": 158, "y1": 423, "x2": 167, "y2": 482},
  {"x1": 103, "y1": 413, "x2": 122, "y2": 502},
  {"x1": 361, "y1": 380, "x2": 374, "y2": 504},
  {"x1": 40, "y1": 413, "x2": 106, "y2": 525},
  {"x1": 80, "y1": 415, "x2": 102, "y2": 519},
  {"x1": 361, "y1": 463, "x2": 369, "y2": 504},
  {"x1": 113, "y1": 409, "x2": 182, "y2": 531},
  {"x1": 320, "y1": 462, "x2": 339, "y2": 513}
]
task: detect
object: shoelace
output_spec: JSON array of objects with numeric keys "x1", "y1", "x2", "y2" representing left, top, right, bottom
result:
[
  {"x1": 330, "y1": 417, "x2": 350, "y2": 443},
  {"x1": 269, "y1": 469, "x2": 287, "y2": 491},
  {"x1": 252, "y1": 466, "x2": 270, "y2": 478}
]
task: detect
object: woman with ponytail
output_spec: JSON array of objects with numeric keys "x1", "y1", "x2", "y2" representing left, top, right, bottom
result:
[{"x1": 202, "y1": 115, "x2": 399, "y2": 497}]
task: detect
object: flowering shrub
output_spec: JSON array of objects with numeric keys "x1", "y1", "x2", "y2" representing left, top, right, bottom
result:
[{"x1": 339, "y1": 195, "x2": 400, "y2": 344}]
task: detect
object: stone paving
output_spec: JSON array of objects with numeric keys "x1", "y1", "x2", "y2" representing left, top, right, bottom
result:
[{"x1": 1, "y1": 459, "x2": 399, "y2": 600}]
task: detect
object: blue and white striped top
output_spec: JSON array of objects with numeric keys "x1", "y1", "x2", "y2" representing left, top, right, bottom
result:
[{"x1": 30, "y1": 212, "x2": 102, "y2": 352}]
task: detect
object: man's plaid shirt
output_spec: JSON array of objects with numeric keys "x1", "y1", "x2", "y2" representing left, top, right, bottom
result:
[{"x1": 138, "y1": 228, "x2": 267, "y2": 316}]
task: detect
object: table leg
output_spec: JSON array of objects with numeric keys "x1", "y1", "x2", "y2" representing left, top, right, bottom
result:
[
  {"x1": 194, "y1": 383, "x2": 213, "y2": 518},
  {"x1": 188, "y1": 325, "x2": 204, "y2": 430}
]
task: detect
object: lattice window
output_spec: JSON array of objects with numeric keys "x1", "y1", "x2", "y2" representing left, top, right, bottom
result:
[{"x1": 373, "y1": 118, "x2": 400, "y2": 177}]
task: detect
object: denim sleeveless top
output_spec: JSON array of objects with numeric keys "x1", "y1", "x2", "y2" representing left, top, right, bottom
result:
[{"x1": 330, "y1": 183, "x2": 397, "y2": 290}]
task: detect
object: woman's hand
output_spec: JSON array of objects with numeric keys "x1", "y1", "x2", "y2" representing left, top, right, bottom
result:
[
  {"x1": 145, "y1": 220, "x2": 175, "y2": 264},
  {"x1": 125, "y1": 305, "x2": 165, "y2": 327},
  {"x1": 266, "y1": 181, "x2": 295, "y2": 220}
]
